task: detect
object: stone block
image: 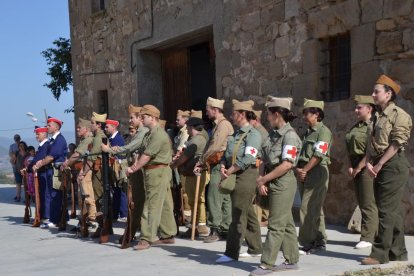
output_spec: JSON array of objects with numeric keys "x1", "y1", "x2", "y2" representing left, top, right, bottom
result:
[
  {"x1": 376, "y1": 19, "x2": 397, "y2": 31},
  {"x1": 222, "y1": 76, "x2": 233, "y2": 88},
  {"x1": 258, "y1": 42, "x2": 274, "y2": 63},
  {"x1": 361, "y1": 0, "x2": 383, "y2": 23},
  {"x1": 351, "y1": 23, "x2": 375, "y2": 64},
  {"x1": 285, "y1": 0, "x2": 300, "y2": 19},
  {"x1": 390, "y1": 59, "x2": 414, "y2": 83},
  {"x1": 376, "y1": 31, "x2": 403, "y2": 54},
  {"x1": 268, "y1": 59, "x2": 283, "y2": 78},
  {"x1": 302, "y1": 39, "x2": 319, "y2": 74},
  {"x1": 274, "y1": 35, "x2": 290, "y2": 58},
  {"x1": 350, "y1": 61, "x2": 381, "y2": 94},
  {"x1": 261, "y1": 3, "x2": 284, "y2": 26},
  {"x1": 279, "y1": 22, "x2": 290, "y2": 36},
  {"x1": 292, "y1": 73, "x2": 319, "y2": 101},
  {"x1": 261, "y1": 78, "x2": 292, "y2": 96},
  {"x1": 241, "y1": 11, "x2": 261, "y2": 31},
  {"x1": 384, "y1": 0, "x2": 414, "y2": 18},
  {"x1": 403, "y1": 29, "x2": 414, "y2": 50}
]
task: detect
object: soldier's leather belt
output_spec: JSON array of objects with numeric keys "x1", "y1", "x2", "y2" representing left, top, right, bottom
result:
[{"x1": 144, "y1": 164, "x2": 169, "y2": 170}]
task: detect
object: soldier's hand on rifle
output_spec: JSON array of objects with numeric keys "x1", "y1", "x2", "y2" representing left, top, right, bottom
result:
[
  {"x1": 258, "y1": 183, "x2": 268, "y2": 196},
  {"x1": 101, "y1": 143, "x2": 110, "y2": 152}
]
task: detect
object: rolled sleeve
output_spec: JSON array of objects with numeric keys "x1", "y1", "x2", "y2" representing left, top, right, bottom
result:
[{"x1": 390, "y1": 113, "x2": 412, "y2": 147}]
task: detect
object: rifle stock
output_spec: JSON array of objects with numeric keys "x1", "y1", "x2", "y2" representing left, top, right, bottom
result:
[
  {"x1": 172, "y1": 168, "x2": 184, "y2": 235},
  {"x1": 100, "y1": 138, "x2": 113, "y2": 244},
  {"x1": 23, "y1": 171, "x2": 30, "y2": 224},
  {"x1": 70, "y1": 170, "x2": 76, "y2": 219},
  {"x1": 32, "y1": 173, "x2": 41, "y2": 227},
  {"x1": 120, "y1": 180, "x2": 133, "y2": 249},
  {"x1": 58, "y1": 170, "x2": 68, "y2": 231}
]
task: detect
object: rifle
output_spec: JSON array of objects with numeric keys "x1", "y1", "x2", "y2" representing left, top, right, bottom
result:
[
  {"x1": 191, "y1": 173, "x2": 201, "y2": 241},
  {"x1": 70, "y1": 169, "x2": 77, "y2": 219},
  {"x1": 32, "y1": 173, "x2": 41, "y2": 227},
  {"x1": 171, "y1": 168, "x2": 184, "y2": 235},
  {"x1": 58, "y1": 168, "x2": 68, "y2": 231},
  {"x1": 22, "y1": 170, "x2": 31, "y2": 224},
  {"x1": 99, "y1": 137, "x2": 113, "y2": 244},
  {"x1": 120, "y1": 179, "x2": 134, "y2": 249}
]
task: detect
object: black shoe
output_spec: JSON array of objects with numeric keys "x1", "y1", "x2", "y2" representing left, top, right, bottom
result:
[
  {"x1": 203, "y1": 229, "x2": 220, "y2": 243},
  {"x1": 70, "y1": 226, "x2": 79, "y2": 232}
]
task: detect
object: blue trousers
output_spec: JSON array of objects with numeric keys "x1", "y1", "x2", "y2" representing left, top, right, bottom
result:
[
  {"x1": 113, "y1": 186, "x2": 128, "y2": 219},
  {"x1": 39, "y1": 170, "x2": 52, "y2": 220}
]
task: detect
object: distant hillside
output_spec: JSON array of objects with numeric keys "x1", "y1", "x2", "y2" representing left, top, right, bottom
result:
[
  {"x1": 0, "y1": 146, "x2": 7, "y2": 155},
  {"x1": 0, "y1": 131, "x2": 75, "y2": 150}
]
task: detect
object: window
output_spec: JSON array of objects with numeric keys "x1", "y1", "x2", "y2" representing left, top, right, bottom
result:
[
  {"x1": 98, "y1": 90, "x2": 108, "y2": 115},
  {"x1": 91, "y1": 0, "x2": 105, "y2": 14},
  {"x1": 320, "y1": 32, "x2": 351, "y2": 102}
]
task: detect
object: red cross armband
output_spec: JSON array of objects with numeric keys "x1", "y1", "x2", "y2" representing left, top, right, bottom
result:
[
  {"x1": 314, "y1": 141, "x2": 329, "y2": 155},
  {"x1": 245, "y1": 146, "x2": 258, "y2": 158},
  {"x1": 282, "y1": 145, "x2": 298, "y2": 161}
]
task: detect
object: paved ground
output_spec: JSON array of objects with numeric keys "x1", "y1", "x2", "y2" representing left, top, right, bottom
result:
[{"x1": 1, "y1": 183, "x2": 413, "y2": 276}]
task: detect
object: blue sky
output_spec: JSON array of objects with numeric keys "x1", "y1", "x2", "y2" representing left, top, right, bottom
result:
[{"x1": 0, "y1": 1, "x2": 74, "y2": 143}]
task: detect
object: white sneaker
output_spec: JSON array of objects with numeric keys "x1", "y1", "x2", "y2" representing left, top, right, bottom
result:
[
  {"x1": 298, "y1": 249, "x2": 307, "y2": 255},
  {"x1": 216, "y1": 255, "x2": 236, "y2": 263},
  {"x1": 40, "y1": 222, "x2": 56, "y2": 229},
  {"x1": 239, "y1": 252, "x2": 262, "y2": 258},
  {"x1": 355, "y1": 241, "x2": 372, "y2": 249}
]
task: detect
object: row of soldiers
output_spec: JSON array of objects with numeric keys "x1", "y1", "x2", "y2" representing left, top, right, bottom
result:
[{"x1": 21, "y1": 74, "x2": 411, "y2": 275}]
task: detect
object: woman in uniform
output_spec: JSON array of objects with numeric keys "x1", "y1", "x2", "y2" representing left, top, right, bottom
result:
[
  {"x1": 361, "y1": 75, "x2": 412, "y2": 265},
  {"x1": 345, "y1": 95, "x2": 378, "y2": 249},
  {"x1": 250, "y1": 96, "x2": 302, "y2": 275},
  {"x1": 215, "y1": 99, "x2": 263, "y2": 264},
  {"x1": 296, "y1": 98, "x2": 332, "y2": 254}
]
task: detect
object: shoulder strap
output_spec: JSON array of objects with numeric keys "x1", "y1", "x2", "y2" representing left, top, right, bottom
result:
[{"x1": 231, "y1": 130, "x2": 249, "y2": 165}]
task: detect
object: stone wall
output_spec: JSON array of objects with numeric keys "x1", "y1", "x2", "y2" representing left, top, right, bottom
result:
[{"x1": 69, "y1": 0, "x2": 414, "y2": 232}]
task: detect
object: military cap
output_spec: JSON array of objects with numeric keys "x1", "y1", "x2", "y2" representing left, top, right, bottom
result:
[
  {"x1": 47, "y1": 116, "x2": 63, "y2": 127},
  {"x1": 140, "y1": 105, "x2": 160, "y2": 118},
  {"x1": 177, "y1": 110, "x2": 190, "y2": 117},
  {"x1": 106, "y1": 119, "x2": 119, "y2": 127},
  {"x1": 376, "y1": 74, "x2": 401, "y2": 95},
  {"x1": 232, "y1": 99, "x2": 254, "y2": 111},
  {"x1": 91, "y1": 112, "x2": 107, "y2": 123},
  {"x1": 78, "y1": 118, "x2": 91, "y2": 128},
  {"x1": 253, "y1": 110, "x2": 262, "y2": 119},
  {"x1": 190, "y1": 109, "x2": 203, "y2": 119},
  {"x1": 129, "y1": 104, "x2": 141, "y2": 114},
  {"x1": 186, "y1": 117, "x2": 205, "y2": 127},
  {"x1": 354, "y1": 95, "x2": 375, "y2": 105},
  {"x1": 303, "y1": 98, "x2": 324, "y2": 111},
  {"x1": 34, "y1": 126, "x2": 48, "y2": 133},
  {"x1": 265, "y1": 96, "x2": 292, "y2": 110},
  {"x1": 206, "y1": 97, "x2": 225, "y2": 109}
]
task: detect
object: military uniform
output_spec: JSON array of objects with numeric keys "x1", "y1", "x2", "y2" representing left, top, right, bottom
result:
[
  {"x1": 345, "y1": 95, "x2": 378, "y2": 245},
  {"x1": 219, "y1": 100, "x2": 262, "y2": 261},
  {"x1": 200, "y1": 98, "x2": 234, "y2": 241},
  {"x1": 251, "y1": 97, "x2": 302, "y2": 272},
  {"x1": 297, "y1": 99, "x2": 332, "y2": 250},
  {"x1": 364, "y1": 76, "x2": 412, "y2": 264},
  {"x1": 90, "y1": 128, "x2": 106, "y2": 209}
]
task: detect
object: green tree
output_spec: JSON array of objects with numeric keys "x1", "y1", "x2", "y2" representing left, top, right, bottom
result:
[{"x1": 41, "y1": 37, "x2": 73, "y2": 112}]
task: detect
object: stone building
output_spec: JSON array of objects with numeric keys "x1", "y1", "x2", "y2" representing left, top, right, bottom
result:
[{"x1": 68, "y1": 0, "x2": 414, "y2": 232}]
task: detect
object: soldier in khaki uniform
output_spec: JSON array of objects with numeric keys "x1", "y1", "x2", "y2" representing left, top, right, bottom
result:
[
  {"x1": 361, "y1": 75, "x2": 412, "y2": 265},
  {"x1": 126, "y1": 105, "x2": 176, "y2": 251},
  {"x1": 62, "y1": 118, "x2": 96, "y2": 222},
  {"x1": 345, "y1": 95, "x2": 378, "y2": 249},
  {"x1": 250, "y1": 109, "x2": 270, "y2": 226},
  {"x1": 171, "y1": 117, "x2": 210, "y2": 238},
  {"x1": 102, "y1": 104, "x2": 149, "y2": 244},
  {"x1": 89, "y1": 112, "x2": 107, "y2": 237},
  {"x1": 296, "y1": 98, "x2": 332, "y2": 254},
  {"x1": 194, "y1": 97, "x2": 234, "y2": 242},
  {"x1": 216, "y1": 99, "x2": 262, "y2": 264},
  {"x1": 250, "y1": 96, "x2": 302, "y2": 275}
]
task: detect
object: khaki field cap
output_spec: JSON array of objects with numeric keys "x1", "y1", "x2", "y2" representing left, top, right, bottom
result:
[
  {"x1": 206, "y1": 97, "x2": 225, "y2": 109},
  {"x1": 78, "y1": 118, "x2": 91, "y2": 128},
  {"x1": 253, "y1": 110, "x2": 262, "y2": 119},
  {"x1": 177, "y1": 110, "x2": 190, "y2": 117},
  {"x1": 376, "y1": 74, "x2": 401, "y2": 94},
  {"x1": 129, "y1": 104, "x2": 141, "y2": 114},
  {"x1": 265, "y1": 96, "x2": 292, "y2": 110},
  {"x1": 303, "y1": 98, "x2": 324, "y2": 111},
  {"x1": 190, "y1": 109, "x2": 203, "y2": 119},
  {"x1": 354, "y1": 95, "x2": 375, "y2": 105},
  {"x1": 232, "y1": 99, "x2": 254, "y2": 111},
  {"x1": 91, "y1": 112, "x2": 107, "y2": 123},
  {"x1": 140, "y1": 105, "x2": 160, "y2": 118}
]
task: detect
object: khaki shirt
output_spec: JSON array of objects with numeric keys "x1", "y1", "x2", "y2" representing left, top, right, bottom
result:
[
  {"x1": 174, "y1": 125, "x2": 189, "y2": 152},
  {"x1": 179, "y1": 132, "x2": 208, "y2": 175},
  {"x1": 224, "y1": 125, "x2": 261, "y2": 171},
  {"x1": 141, "y1": 125, "x2": 172, "y2": 165},
  {"x1": 254, "y1": 123, "x2": 269, "y2": 159},
  {"x1": 110, "y1": 126, "x2": 149, "y2": 163},
  {"x1": 345, "y1": 120, "x2": 371, "y2": 163},
  {"x1": 75, "y1": 133, "x2": 93, "y2": 156},
  {"x1": 200, "y1": 117, "x2": 234, "y2": 164},
  {"x1": 367, "y1": 102, "x2": 412, "y2": 158},
  {"x1": 89, "y1": 129, "x2": 106, "y2": 161},
  {"x1": 262, "y1": 123, "x2": 302, "y2": 169},
  {"x1": 298, "y1": 121, "x2": 332, "y2": 165}
]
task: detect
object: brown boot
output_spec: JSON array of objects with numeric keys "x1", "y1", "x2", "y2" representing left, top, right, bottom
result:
[
  {"x1": 133, "y1": 240, "x2": 151, "y2": 250},
  {"x1": 197, "y1": 225, "x2": 210, "y2": 237},
  {"x1": 361, "y1": 257, "x2": 380, "y2": 265},
  {"x1": 153, "y1": 236, "x2": 175, "y2": 245}
]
